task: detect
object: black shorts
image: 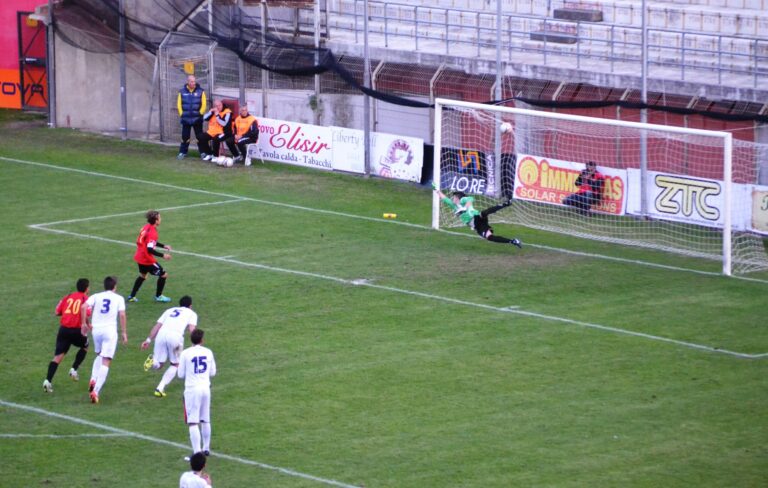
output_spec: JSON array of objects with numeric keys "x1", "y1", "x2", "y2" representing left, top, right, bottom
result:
[
  {"x1": 138, "y1": 262, "x2": 165, "y2": 276},
  {"x1": 54, "y1": 326, "x2": 89, "y2": 355},
  {"x1": 471, "y1": 215, "x2": 492, "y2": 238}
]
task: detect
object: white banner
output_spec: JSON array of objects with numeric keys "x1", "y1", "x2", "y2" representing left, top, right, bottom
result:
[
  {"x1": 251, "y1": 117, "x2": 334, "y2": 171},
  {"x1": 245, "y1": 118, "x2": 423, "y2": 183},
  {"x1": 330, "y1": 126, "x2": 365, "y2": 173},
  {"x1": 751, "y1": 186, "x2": 768, "y2": 235},
  {"x1": 369, "y1": 132, "x2": 424, "y2": 183},
  {"x1": 626, "y1": 169, "x2": 756, "y2": 231}
]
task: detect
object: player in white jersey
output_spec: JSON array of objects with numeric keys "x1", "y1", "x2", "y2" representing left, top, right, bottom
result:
[
  {"x1": 178, "y1": 328, "x2": 216, "y2": 456},
  {"x1": 140, "y1": 295, "x2": 197, "y2": 397},
  {"x1": 179, "y1": 452, "x2": 212, "y2": 487},
  {"x1": 80, "y1": 276, "x2": 127, "y2": 404}
]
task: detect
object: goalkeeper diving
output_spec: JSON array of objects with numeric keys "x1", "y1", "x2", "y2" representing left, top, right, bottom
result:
[{"x1": 434, "y1": 184, "x2": 522, "y2": 248}]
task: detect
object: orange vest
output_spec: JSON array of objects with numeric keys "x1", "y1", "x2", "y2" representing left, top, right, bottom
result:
[
  {"x1": 206, "y1": 108, "x2": 231, "y2": 137},
  {"x1": 234, "y1": 114, "x2": 258, "y2": 138}
]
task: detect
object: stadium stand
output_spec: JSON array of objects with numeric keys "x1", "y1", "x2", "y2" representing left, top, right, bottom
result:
[
  {"x1": 324, "y1": 0, "x2": 767, "y2": 95},
  {"x1": 36, "y1": 0, "x2": 767, "y2": 142}
]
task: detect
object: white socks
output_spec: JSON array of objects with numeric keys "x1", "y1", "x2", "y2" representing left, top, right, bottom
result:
[
  {"x1": 201, "y1": 422, "x2": 211, "y2": 452},
  {"x1": 94, "y1": 365, "x2": 109, "y2": 393},
  {"x1": 189, "y1": 425, "x2": 202, "y2": 453},
  {"x1": 90, "y1": 356, "x2": 102, "y2": 385},
  {"x1": 157, "y1": 365, "x2": 178, "y2": 392}
]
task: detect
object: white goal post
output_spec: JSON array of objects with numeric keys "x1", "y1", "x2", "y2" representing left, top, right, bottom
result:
[{"x1": 432, "y1": 98, "x2": 768, "y2": 276}]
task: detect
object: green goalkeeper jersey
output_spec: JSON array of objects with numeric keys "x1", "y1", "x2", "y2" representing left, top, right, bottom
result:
[{"x1": 442, "y1": 196, "x2": 480, "y2": 225}]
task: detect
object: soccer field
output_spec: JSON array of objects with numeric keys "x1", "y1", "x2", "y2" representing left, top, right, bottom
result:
[{"x1": 1, "y1": 111, "x2": 766, "y2": 487}]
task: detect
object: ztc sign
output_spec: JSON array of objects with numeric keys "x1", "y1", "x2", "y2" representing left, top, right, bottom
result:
[
  {"x1": 654, "y1": 174, "x2": 721, "y2": 221},
  {"x1": 635, "y1": 170, "x2": 729, "y2": 228}
]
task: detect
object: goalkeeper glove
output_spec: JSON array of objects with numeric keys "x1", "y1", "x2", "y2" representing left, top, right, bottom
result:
[{"x1": 431, "y1": 181, "x2": 438, "y2": 191}]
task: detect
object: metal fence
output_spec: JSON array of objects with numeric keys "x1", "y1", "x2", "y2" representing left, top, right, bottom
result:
[
  {"x1": 158, "y1": 33, "x2": 215, "y2": 143},
  {"x1": 318, "y1": 0, "x2": 768, "y2": 91}
]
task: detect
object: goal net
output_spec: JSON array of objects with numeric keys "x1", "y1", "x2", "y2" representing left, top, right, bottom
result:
[{"x1": 432, "y1": 98, "x2": 768, "y2": 276}]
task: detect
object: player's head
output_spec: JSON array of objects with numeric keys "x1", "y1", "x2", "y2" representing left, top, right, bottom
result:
[
  {"x1": 451, "y1": 191, "x2": 466, "y2": 203},
  {"x1": 76, "y1": 278, "x2": 90, "y2": 293},
  {"x1": 189, "y1": 451, "x2": 206, "y2": 472},
  {"x1": 146, "y1": 210, "x2": 160, "y2": 225},
  {"x1": 180, "y1": 295, "x2": 192, "y2": 308},
  {"x1": 239, "y1": 105, "x2": 249, "y2": 117},
  {"x1": 103, "y1": 276, "x2": 117, "y2": 291},
  {"x1": 586, "y1": 161, "x2": 596, "y2": 171},
  {"x1": 191, "y1": 328, "x2": 204, "y2": 345}
]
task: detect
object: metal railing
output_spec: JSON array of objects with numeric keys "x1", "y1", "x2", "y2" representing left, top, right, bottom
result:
[{"x1": 318, "y1": 1, "x2": 767, "y2": 90}]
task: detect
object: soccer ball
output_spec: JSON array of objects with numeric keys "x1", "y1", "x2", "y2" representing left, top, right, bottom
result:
[
  {"x1": 500, "y1": 122, "x2": 512, "y2": 134},
  {"x1": 212, "y1": 156, "x2": 224, "y2": 165},
  {"x1": 224, "y1": 157, "x2": 234, "y2": 167}
]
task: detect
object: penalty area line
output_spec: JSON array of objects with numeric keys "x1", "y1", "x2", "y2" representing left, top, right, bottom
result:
[
  {"x1": 5, "y1": 155, "x2": 766, "y2": 285},
  {"x1": 0, "y1": 433, "x2": 130, "y2": 439},
  {"x1": 30, "y1": 198, "x2": 247, "y2": 227},
  {"x1": 0, "y1": 399, "x2": 361, "y2": 488},
  {"x1": 27, "y1": 225, "x2": 766, "y2": 360}
]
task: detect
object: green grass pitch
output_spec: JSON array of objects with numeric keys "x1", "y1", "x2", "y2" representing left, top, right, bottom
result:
[{"x1": 0, "y1": 110, "x2": 766, "y2": 487}]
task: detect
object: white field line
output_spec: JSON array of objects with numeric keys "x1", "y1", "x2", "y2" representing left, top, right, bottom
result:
[
  {"x1": 1, "y1": 156, "x2": 425, "y2": 229},
  {"x1": 5, "y1": 154, "x2": 767, "y2": 284},
  {"x1": 0, "y1": 399, "x2": 360, "y2": 488},
  {"x1": 26, "y1": 223, "x2": 768, "y2": 359},
  {"x1": 36, "y1": 199, "x2": 247, "y2": 227},
  {"x1": 0, "y1": 433, "x2": 129, "y2": 439}
]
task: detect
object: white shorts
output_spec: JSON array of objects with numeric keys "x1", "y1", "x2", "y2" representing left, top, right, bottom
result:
[
  {"x1": 92, "y1": 327, "x2": 117, "y2": 359},
  {"x1": 183, "y1": 388, "x2": 211, "y2": 424},
  {"x1": 153, "y1": 333, "x2": 183, "y2": 365}
]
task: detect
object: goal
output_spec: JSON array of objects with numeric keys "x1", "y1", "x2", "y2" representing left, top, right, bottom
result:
[{"x1": 432, "y1": 98, "x2": 768, "y2": 276}]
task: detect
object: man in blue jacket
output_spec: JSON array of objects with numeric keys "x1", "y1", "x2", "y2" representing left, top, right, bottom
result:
[{"x1": 177, "y1": 75, "x2": 208, "y2": 160}]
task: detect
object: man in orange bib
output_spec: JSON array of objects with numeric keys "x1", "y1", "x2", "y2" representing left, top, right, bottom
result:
[
  {"x1": 232, "y1": 105, "x2": 259, "y2": 165},
  {"x1": 199, "y1": 99, "x2": 239, "y2": 161}
]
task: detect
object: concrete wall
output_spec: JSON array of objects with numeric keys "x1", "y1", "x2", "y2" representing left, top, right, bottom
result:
[
  {"x1": 53, "y1": 33, "x2": 157, "y2": 135},
  {"x1": 51, "y1": 0, "x2": 192, "y2": 136}
]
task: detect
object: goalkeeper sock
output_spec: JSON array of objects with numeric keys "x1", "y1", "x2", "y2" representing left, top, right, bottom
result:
[{"x1": 487, "y1": 235, "x2": 514, "y2": 244}]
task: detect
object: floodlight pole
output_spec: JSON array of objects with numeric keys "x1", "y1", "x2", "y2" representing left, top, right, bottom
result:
[
  {"x1": 46, "y1": 0, "x2": 56, "y2": 128},
  {"x1": 313, "y1": 0, "x2": 321, "y2": 126},
  {"x1": 119, "y1": 0, "x2": 128, "y2": 140},
  {"x1": 640, "y1": 0, "x2": 648, "y2": 215},
  {"x1": 363, "y1": 0, "x2": 371, "y2": 176},
  {"x1": 493, "y1": 0, "x2": 502, "y2": 197},
  {"x1": 237, "y1": 0, "x2": 245, "y2": 107},
  {"x1": 261, "y1": 1, "x2": 268, "y2": 117},
  {"x1": 208, "y1": 0, "x2": 213, "y2": 34}
]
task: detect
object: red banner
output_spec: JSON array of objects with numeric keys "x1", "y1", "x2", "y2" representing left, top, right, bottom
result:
[
  {"x1": 0, "y1": 2, "x2": 48, "y2": 109},
  {"x1": 0, "y1": 69, "x2": 22, "y2": 109}
]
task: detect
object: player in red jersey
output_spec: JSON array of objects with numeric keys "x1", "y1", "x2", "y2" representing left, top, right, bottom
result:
[
  {"x1": 127, "y1": 210, "x2": 173, "y2": 303},
  {"x1": 43, "y1": 278, "x2": 91, "y2": 392}
]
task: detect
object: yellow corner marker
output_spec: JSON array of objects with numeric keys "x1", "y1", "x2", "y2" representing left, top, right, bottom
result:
[{"x1": 383, "y1": 213, "x2": 397, "y2": 219}]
